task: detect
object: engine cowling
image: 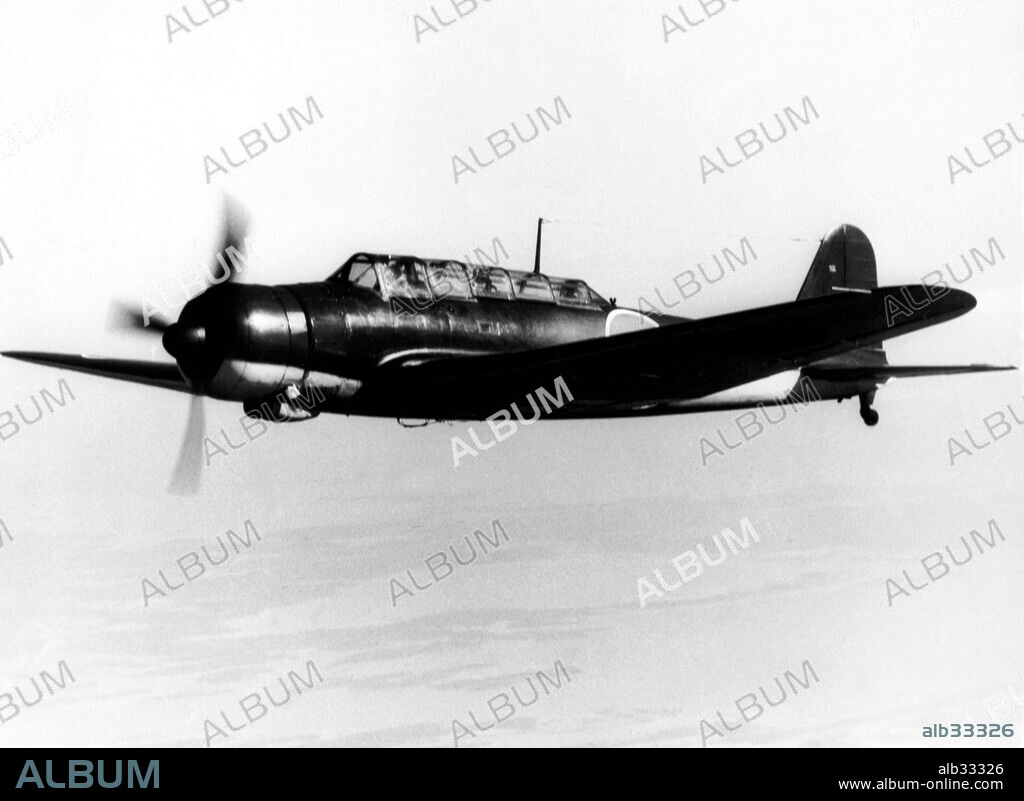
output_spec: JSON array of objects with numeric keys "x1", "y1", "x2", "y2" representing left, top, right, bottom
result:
[{"x1": 174, "y1": 284, "x2": 361, "y2": 404}]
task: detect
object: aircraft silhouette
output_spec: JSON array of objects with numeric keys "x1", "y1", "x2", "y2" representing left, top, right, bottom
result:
[{"x1": 4, "y1": 203, "x2": 1012, "y2": 492}]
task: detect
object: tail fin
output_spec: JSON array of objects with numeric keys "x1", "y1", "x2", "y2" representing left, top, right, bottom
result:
[
  {"x1": 796, "y1": 225, "x2": 1015, "y2": 424},
  {"x1": 799, "y1": 224, "x2": 887, "y2": 370},
  {"x1": 797, "y1": 224, "x2": 877, "y2": 299}
]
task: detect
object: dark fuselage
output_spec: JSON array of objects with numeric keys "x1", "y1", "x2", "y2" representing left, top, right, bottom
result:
[{"x1": 187, "y1": 277, "x2": 679, "y2": 419}]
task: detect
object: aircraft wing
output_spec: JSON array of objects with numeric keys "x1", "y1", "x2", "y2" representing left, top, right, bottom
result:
[
  {"x1": 2, "y1": 352, "x2": 192, "y2": 394},
  {"x1": 373, "y1": 286, "x2": 1004, "y2": 415}
]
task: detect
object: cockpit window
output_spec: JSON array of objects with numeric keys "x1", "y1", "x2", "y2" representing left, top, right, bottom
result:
[
  {"x1": 427, "y1": 261, "x2": 474, "y2": 300},
  {"x1": 332, "y1": 252, "x2": 611, "y2": 310},
  {"x1": 381, "y1": 257, "x2": 432, "y2": 301},
  {"x1": 550, "y1": 278, "x2": 601, "y2": 309},
  {"x1": 510, "y1": 271, "x2": 555, "y2": 303},
  {"x1": 331, "y1": 253, "x2": 383, "y2": 295},
  {"x1": 349, "y1": 260, "x2": 380, "y2": 293},
  {"x1": 469, "y1": 267, "x2": 515, "y2": 300}
]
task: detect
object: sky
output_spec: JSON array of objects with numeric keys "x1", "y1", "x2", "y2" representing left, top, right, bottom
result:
[{"x1": 0, "y1": 0, "x2": 1022, "y2": 748}]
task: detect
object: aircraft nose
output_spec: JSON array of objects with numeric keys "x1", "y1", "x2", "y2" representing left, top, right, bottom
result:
[
  {"x1": 162, "y1": 323, "x2": 206, "y2": 362},
  {"x1": 161, "y1": 286, "x2": 238, "y2": 386},
  {"x1": 162, "y1": 283, "x2": 274, "y2": 393}
]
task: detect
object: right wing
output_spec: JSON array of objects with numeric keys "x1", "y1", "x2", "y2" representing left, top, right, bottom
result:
[{"x1": 367, "y1": 286, "x2": 987, "y2": 417}]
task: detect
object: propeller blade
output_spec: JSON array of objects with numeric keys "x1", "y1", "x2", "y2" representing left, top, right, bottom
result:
[
  {"x1": 208, "y1": 194, "x2": 252, "y2": 284},
  {"x1": 107, "y1": 301, "x2": 171, "y2": 334},
  {"x1": 168, "y1": 393, "x2": 206, "y2": 496}
]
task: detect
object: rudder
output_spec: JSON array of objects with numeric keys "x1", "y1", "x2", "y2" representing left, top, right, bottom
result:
[
  {"x1": 797, "y1": 224, "x2": 877, "y2": 299},
  {"x1": 799, "y1": 224, "x2": 888, "y2": 390}
]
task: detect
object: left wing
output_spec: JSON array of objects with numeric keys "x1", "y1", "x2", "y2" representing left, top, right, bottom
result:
[{"x1": 2, "y1": 352, "x2": 191, "y2": 394}]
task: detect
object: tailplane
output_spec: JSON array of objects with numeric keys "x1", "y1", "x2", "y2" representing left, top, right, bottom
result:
[
  {"x1": 799, "y1": 224, "x2": 890, "y2": 388},
  {"x1": 797, "y1": 224, "x2": 1014, "y2": 425}
]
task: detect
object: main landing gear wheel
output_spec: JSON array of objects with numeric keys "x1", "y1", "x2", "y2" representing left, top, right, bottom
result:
[{"x1": 859, "y1": 390, "x2": 879, "y2": 426}]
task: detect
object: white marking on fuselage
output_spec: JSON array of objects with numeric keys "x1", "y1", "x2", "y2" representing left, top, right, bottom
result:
[
  {"x1": 377, "y1": 347, "x2": 494, "y2": 368},
  {"x1": 605, "y1": 308, "x2": 659, "y2": 337}
]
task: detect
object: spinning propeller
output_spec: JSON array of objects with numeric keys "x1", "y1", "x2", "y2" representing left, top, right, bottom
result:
[{"x1": 108, "y1": 197, "x2": 251, "y2": 495}]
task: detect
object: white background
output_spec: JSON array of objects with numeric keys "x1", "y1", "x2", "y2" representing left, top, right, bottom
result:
[{"x1": 0, "y1": 0, "x2": 1021, "y2": 747}]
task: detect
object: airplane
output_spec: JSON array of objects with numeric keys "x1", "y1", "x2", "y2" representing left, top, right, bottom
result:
[{"x1": 3, "y1": 204, "x2": 1013, "y2": 492}]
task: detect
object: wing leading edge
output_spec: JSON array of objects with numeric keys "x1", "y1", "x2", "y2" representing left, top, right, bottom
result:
[
  {"x1": 364, "y1": 285, "x2": 1005, "y2": 417},
  {"x1": 2, "y1": 352, "x2": 191, "y2": 394}
]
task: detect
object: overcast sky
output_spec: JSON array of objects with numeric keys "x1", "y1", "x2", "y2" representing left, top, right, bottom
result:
[{"x1": 0, "y1": 0, "x2": 1021, "y2": 747}]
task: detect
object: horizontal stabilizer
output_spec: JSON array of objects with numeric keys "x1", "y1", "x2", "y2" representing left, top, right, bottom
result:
[{"x1": 804, "y1": 363, "x2": 1015, "y2": 382}]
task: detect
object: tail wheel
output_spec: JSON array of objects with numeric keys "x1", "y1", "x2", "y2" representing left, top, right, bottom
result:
[{"x1": 858, "y1": 390, "x2": 879, "y2": 426}]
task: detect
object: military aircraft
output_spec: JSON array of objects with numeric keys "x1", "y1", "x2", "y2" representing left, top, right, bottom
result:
[{"x1": 3, "y1": 205, "x2": 1012, "y2": 492}]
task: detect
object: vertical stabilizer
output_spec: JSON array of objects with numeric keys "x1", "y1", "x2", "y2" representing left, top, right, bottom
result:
[{"x1": 797, "y1": 224, "x2": 877, "y2": 299}]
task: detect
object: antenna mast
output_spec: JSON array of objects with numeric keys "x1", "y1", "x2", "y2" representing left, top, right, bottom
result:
[{"x1": 533, "y1": 217, "x2": 544, "y2": 274}]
